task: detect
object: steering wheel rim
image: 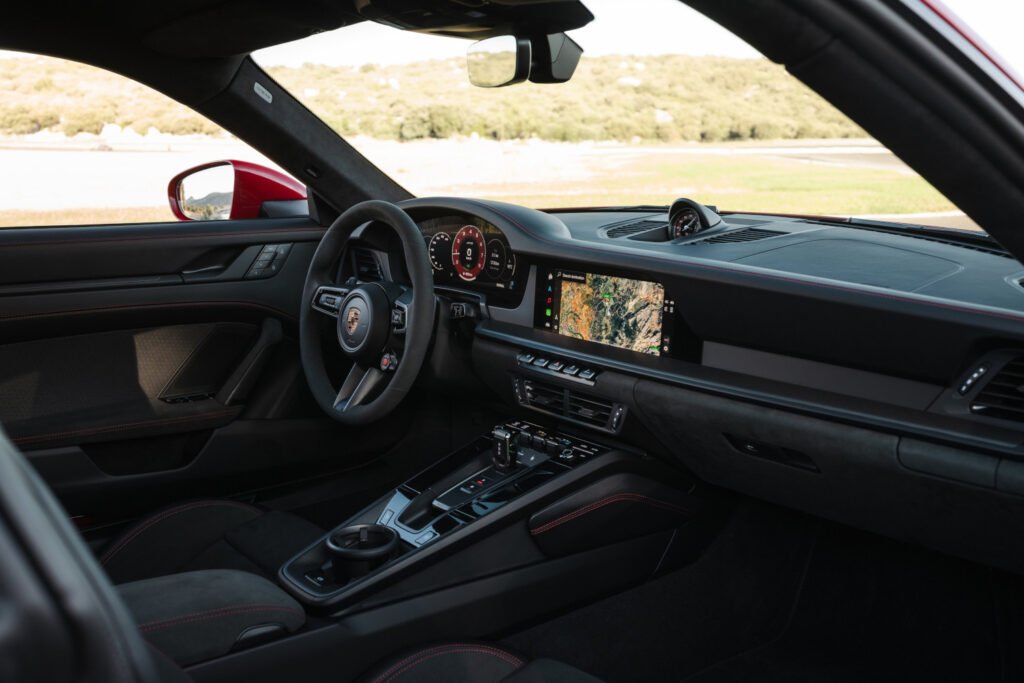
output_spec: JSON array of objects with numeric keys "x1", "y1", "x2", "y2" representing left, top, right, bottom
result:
[{"x1": 299, "y1": 200, "x2": 434, "y2": 424}]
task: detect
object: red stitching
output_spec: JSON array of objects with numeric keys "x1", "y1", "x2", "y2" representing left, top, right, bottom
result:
[
  {"x1": 372, "y1": 645, "x2": 523, "y2": 683},
  {"x1": 12, "y1": 408, "x2": 240, "y2": 445},
  {"x1": 0, "y1": 300, "x2": 295, "y2": 323},
  {"x1": 530, "y1": 493, "x2": 690, "y2": 536},
  {"x1": 101, "y1": 500, "x2": 259, "y2": 565},
  {"x1": 0, "y1": 227, "x2": 323, "y2": 249},
  {"x1": 138, "y1": 605, "x2": 303, "y2": 632}
]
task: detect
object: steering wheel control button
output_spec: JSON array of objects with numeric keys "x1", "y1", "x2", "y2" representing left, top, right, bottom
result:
[
  {"x1": 319, "y1": 293, "x2": 341, "y2": 311},
  {"x1": 379, "y1": 353, "x2": 398, "y2": 372}
]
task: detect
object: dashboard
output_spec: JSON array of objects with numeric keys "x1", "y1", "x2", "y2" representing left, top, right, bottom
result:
[{"x1": 351, "y1": 196, "x2": 1024, "y2": 574}]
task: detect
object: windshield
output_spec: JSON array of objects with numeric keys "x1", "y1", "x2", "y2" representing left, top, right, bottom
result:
[{"x1": 255, "y1": 0, "x2": 987, "y2": 231}]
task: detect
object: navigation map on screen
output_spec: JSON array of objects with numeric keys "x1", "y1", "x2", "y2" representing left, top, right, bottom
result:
[{"x1": 542, "y1": 270, "x2": 668, "y2": 356}]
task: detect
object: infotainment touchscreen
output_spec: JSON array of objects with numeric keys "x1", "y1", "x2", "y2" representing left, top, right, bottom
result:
[{"x1": 536, "y1": 268, "x2": 674, "y2": 356}]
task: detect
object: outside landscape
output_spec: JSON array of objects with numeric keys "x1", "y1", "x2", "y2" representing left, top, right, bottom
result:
[
  {"x1": 0, "y1": 51, "x2": 973, "y2": 229},
  {"x1": 559, "y1": 274, "x2": 665, "y2": 355}
]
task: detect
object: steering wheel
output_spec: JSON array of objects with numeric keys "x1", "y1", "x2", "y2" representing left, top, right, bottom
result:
[{"x1": 300, "y1": 200, "x2": 434, "y2": 424}]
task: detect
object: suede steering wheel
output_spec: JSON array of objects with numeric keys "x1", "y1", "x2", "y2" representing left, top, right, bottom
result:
[{"x1": 299, "y1": 200, "x2": 435, "y2": 424}]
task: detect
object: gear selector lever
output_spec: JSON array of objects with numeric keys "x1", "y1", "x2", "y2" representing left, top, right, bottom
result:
[{"x1": 492, "y1": 426, "x2": 518, "y2": 472}]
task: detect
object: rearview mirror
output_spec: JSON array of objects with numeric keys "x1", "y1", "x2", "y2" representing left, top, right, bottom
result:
[
  {"x1": 467, "y1": 33, "x2": 583, "y2": 88},
  {"x1": 467, "y1": 36, "x2": 531, "y2": 88},
  {"x1": 168, "y1": 160, "x2": 307, "y2": 221}
]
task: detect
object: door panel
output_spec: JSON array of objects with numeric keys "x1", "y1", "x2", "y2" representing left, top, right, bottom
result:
[
  {"x1": 0, "y1": 322, "x2": 256, "y2": 449},
  {"x1": 0, "y1": 216, "x2": 409, "y2": 522}
]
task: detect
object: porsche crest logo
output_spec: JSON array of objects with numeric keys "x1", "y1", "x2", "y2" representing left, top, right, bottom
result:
[{"x1": 345, "y1": 307, "x2": 361, "y2": 335}]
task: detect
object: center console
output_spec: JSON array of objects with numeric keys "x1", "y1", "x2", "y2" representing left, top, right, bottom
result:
[{"x1": 280, "y1": 420, "x2": 611, "y2": 607}]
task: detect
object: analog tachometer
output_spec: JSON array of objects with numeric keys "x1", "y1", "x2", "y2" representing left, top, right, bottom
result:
[{"x1": 428, "y1": 231, "x2": 452, "y2": 272}]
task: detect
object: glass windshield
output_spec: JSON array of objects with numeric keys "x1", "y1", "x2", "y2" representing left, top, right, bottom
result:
[{"x1": 255, "y1": 0, "x2": 979, "y2": 231}]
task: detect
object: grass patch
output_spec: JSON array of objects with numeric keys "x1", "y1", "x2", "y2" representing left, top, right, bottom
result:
[
  {"x1": 0, "y1": 206, "x2": 174, "y2": 228},
  {"x1": 457, "y1": 154, "x2": 956, "y2": 215}
]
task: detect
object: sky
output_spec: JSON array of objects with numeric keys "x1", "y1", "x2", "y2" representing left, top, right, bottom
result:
[{"x1": 253, "y1": 0, "x2": 1024, "y2": 73}]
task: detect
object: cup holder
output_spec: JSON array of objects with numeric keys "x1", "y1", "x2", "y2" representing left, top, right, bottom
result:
[{"x1": 325, "y1": 524, "x2": 398, "y2": 582}]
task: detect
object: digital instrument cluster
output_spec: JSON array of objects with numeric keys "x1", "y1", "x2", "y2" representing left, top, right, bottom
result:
[{"x1": 420, "y1": 215, "x2": 523, "y2": 305}]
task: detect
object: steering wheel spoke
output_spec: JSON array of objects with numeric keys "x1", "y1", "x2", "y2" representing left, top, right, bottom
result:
[
  {"x1": 334, "y1": 364, "x2": 386, "y2": 413},
  {"x1": 311, "y1": 284, "x2": 349, "y2": 318}
]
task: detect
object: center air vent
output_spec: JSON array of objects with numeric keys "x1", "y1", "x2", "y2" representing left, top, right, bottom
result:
[
  {"x1": 605, "y1": 219, "x2": 667, "y2": 238},
  {"x1": 689, "y1": 227, "x2": 786, "y2": 244},
  {"x1": 515, "y1": 377, "x2": 626, "y2": 432},
  {"x1": 971, "y1": 357, "x2": 1024, "y2": 422},
  {"x1": 353, "y1": 248, "x2": 384, "y2": 281}
]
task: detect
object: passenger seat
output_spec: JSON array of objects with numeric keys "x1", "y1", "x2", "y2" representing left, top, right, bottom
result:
[{"x1": 358, "y1": 643, "x2": 602, "y2": 682}]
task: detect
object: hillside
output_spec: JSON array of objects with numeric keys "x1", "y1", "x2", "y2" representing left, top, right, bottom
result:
[{"x1": 0, "y1": 54, "x2": 864, "y2": 143}]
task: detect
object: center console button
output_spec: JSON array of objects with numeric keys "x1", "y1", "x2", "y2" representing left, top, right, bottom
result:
[
  {"x1": 578, "y1": 368, "x2": 596, "y2": 380},
  {"x1": 563, "y1": 365, "x2": 580, "y2": 376},
  {"x1": 548, "y1": 361, "x2": 564, "y2": 372},
  {"x1": 518, "y1": 353, "x2": 535, "y2": 364},
  {"x1": 415, "y1": 530, "x2": 438, "y2": 545},
  {"x1": 532, "y1": 358, "x2": 550, "y2": 368}
]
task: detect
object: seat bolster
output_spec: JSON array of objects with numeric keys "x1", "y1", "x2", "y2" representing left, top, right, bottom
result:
[
  {"x1": 100, "y1": 499, "x2": 262, "y2": 584},
  {"x1": 501, "y1": 659, "x2": 604, "y2": 683},
  {"x1": 117, "y1": 569, "x2": 305, "y2": 667},
  {"x1": 360, "y1": 644, "x2": 605, "y2": 683},
  {"x1": 358, "y1": 643, "x2": 526, "y2": 683}
]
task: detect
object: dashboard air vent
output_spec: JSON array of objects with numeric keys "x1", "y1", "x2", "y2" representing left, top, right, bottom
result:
[
  {"x1": 353, "y1": 248, "x2": 384, "y2": 281},
  {"x1": 517, "y1": 377, "x2": 626, "y2": 432},
  {"x1": 605, "y1": 219, "x2": 667, "y2": 238},
  {"x1": 566, "y1": 392, "x2": 614, "y2": 427},
  {"x1": 690, "y1": 228, "x2": 786, "y2": 245},
  {"x1": 971, "y1": 358, "x2": 1024, "y2": 422},
  {"x1": 523, "y1": 379, "x2": 564, "y2": 411}
]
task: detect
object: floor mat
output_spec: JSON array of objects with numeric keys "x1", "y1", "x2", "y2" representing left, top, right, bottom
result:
[
  {"x1": 504, "y1": 500, "x2": 1024, "y2": 683},
  {"x1": 502, "y1": 502, "x2": 819, "y2": 682}
]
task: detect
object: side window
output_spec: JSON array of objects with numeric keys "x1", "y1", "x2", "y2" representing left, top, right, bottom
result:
[{"x1": 0, "y1": 52, "x2": 298, "y2": 228}]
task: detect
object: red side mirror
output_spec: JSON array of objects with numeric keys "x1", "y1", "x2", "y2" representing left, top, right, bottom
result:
[{"x1": 167, "y1": 160, "x2": 307, "y2": 221}]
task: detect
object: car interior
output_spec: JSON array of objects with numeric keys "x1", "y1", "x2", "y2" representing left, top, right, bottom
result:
[{"x1": 5, "y1": 1, "x2": 1024, "y2": 682}]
